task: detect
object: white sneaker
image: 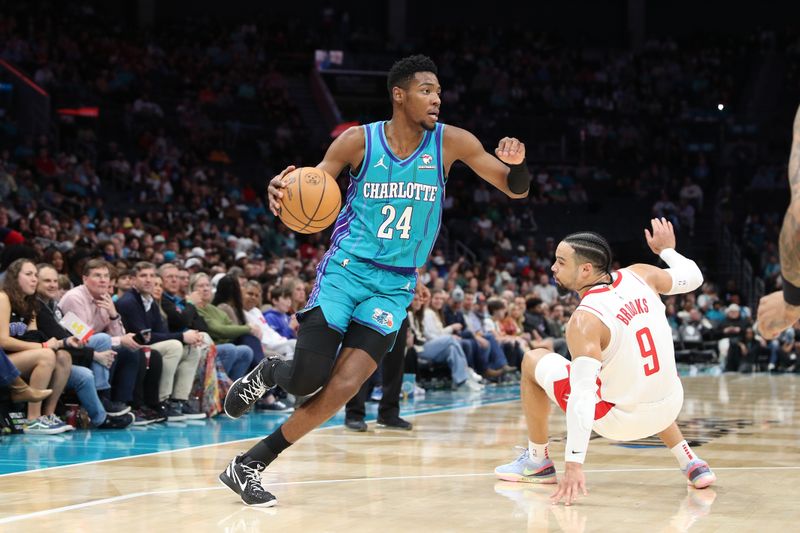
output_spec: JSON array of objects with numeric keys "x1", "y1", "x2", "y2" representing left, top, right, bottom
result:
[{"x1": 462, "y1": 379, "x2": 483, "y2": 392}]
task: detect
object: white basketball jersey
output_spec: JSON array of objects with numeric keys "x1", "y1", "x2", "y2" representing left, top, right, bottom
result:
[{"x1": 575, "y1": 268, "x2": 681, "y2": 408}]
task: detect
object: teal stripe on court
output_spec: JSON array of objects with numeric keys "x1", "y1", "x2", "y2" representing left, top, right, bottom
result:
[{"x1": 0, "y1": 386, "x2": 521, "y2": 476}]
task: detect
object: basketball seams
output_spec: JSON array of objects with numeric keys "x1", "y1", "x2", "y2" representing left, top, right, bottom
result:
[
  {"x1": 299, "y1": 167, "x2": 328, "y2": 233},
  {"x1": 279, "y1": 167, "x2": 341, "y2": 234}
]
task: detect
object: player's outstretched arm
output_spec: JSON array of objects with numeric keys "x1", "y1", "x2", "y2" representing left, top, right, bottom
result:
[
  {"x1": 444, "y1": 126, "x2": 529, "y2": 199},
  {"x1": 550, "y1": 311, "x2": 605, "y2": 506},
  {"x1": 628, "y1": 217, "x2": 703, "y2": 296},
  {"x1": 757, "y1": 104, "x2": 800, "y2": 339},
  {"x1": 266, "y1": 126, "x2": 364, "y2": 216}
]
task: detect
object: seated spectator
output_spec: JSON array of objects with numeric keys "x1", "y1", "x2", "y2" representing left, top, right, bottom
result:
[
  {"x1": 35, "y1": 264, "x2": 133, "y2": 429},
  {"x1": 242, "y1": 280, "x2": 296, "y2": 360},
  {"x1": 157, "y1": 264, "x2": 252, "y2": 382},
  {"x1": 407, "y1": 291, "x2": 483, "y2": 392},
  {"x1": 716, "y1": 303, "x2": 752, "y2": 371},
  {"x1": 0, "y1": 258, "x2": 71, "y2": 434},
  {"x1": 263, "y1": 284, "x2": 298, "y2": 339},
  {"x1": 532, "y1": 274, "x2": 558, "y2": 306},
  {"x1": 461, "y1": 290, "x2": 513, "y2": 376},
  {"x1": 424, "y1": 289, "x2": 479, "y2": 376},
  {"x1": 486, "y1": 297, "x2": 526, "y2": 368},
  {"x1": 183, "y1": 272, "x2": 253, "y2": 380},
  {"x1": 523, "y1": 298, "x2": 568, "y2": 355},
  {"x1": 0, "y1": 346, "x2": 52, "y2": 404},
  {"x1": 112, "y1": 268, "x2": 133, "y2": 302},
  {"x1": 59, "y1": 258, "x2": 158, "y2": 424},
  {"x1": 116, "y1": 261, "x2": 205, "y2": 421}
]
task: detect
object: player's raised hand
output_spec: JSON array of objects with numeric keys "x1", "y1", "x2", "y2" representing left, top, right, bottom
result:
[
  {"x1": 267, "y1": 165, "x2": 296, "y2": 216},
  {"x1": 495, "y1": 137, "x2": 525, "y2": 165},
  {"x1": 644, "y1": 217, "x2": 677, "y2": 255}
]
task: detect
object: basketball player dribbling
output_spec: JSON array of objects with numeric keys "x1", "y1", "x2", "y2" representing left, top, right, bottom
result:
[
  {"x1": 495, "y1": 218, "x2": 716, "y2": 505},
  {"x1": 219, "y1": 54, "x2": 532, "y2": 506}
]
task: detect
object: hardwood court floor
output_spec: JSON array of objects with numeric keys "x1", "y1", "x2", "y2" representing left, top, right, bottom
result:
[{"x1": 0, "y1": 374, "x2": 798, "y2": 532}]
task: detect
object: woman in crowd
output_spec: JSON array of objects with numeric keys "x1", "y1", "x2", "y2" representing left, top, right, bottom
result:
[
  {"x1": 210, "y1": 275, "x2": 290, "y2": 411},
  {"x1": 0, "y1": 259, "x2": 72, "y2": 434}
]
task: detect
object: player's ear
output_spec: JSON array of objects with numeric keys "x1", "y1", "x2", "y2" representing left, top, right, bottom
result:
[{"x1": 392, "y1": 86, "x2": 404, "y2": 105}]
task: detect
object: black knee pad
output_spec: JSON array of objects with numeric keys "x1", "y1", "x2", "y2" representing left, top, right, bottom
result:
[
  {"x1": 274, "y1": 307, "x2": 342, "y2": 396},
  {"x1": 342, "y1": 322, "x2": 398, "y2": 364}
]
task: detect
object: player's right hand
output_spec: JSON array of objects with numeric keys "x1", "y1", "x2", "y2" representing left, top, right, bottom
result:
[
  {"x1": 550, "y1": 462, "x2": 588, "y2": 506},
  {"x1": 267, "y1": 165, "x2": 296, "y2": 216}
]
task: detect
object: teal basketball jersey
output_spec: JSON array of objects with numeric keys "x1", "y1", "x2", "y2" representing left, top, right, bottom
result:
[{"x1": 329, "y1": 121, "x2": 445, "y2": 272}]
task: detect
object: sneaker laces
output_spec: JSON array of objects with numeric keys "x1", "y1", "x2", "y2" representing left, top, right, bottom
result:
[
  {"x1": 512, "y1": 446, "x2": 531, "y2": 464},
  {"x1": 241, "y1": 462, "x2": 267, "y2": 494},
  {"x1": 237, "y1": 369, "x2": 268, "y2": 404}
]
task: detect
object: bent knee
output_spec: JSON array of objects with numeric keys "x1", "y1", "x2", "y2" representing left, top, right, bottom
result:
[{"x1": 522, "y1": 348, "x2": 551, "y2": 373}]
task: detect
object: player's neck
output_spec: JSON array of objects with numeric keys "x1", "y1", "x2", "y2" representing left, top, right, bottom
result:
[
  {"x1": 384, "y1": 117, "x2": 424, "y2": 155},
  {"x1": 576, "y1": 273, "x2": 613, "y2": 298}
]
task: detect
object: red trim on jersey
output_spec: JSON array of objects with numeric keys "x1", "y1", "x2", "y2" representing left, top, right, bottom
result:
[
  {"x1": 577, "y1": 304, "x2": 604, "y2": 317},
  {"x1": 582, "y1": 271, "x2": 623, "y2": 298},
  {"x1": 552, "y1": 365, "x2": 615, "y2": 420}
]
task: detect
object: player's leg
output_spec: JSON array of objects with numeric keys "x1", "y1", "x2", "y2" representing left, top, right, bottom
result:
[
  {"x1": 495, "y1": 349, "x2": 559, "y2": 483},
  {"x1": 220, "y1": 324, "x2": 395, "y2": 506},
  {"x1": 377, "y1": 317, "x2": 411, "y2": 429},
  {"x1": 223, "y1": 307, "x2": 343, "y2": 418},
  {"x1": 657, "y1": 422, "x2": 716, "y2": 489}
]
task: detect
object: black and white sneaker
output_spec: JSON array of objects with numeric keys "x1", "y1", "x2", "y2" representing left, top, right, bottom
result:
[
  {"x1": 178, "y1": 401, "x2": 207, "y2": 420},
  {"x1": 219, "y1": 454, "x2": 277, "y2": 507},
  {"x1": 224, "y1": 359, "x2": 274, "y2": 419},
  {"x1": 101, "y1": 397, "x2": 132, "y2": 417}
]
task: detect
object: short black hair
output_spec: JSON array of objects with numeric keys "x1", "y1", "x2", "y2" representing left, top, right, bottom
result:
[
  {"x1": 387, "y1": 54, "x2": 438, "y2": 95},
  {"x1": 563, "y1": 232, "x2": 613, "y2": 275}
]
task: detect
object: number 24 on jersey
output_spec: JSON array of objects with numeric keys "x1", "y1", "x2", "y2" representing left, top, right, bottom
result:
[{"x1": 377, "y1": 205, "x2": 413, "y2": 240}]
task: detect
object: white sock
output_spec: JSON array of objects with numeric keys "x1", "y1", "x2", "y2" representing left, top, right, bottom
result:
[
  {"x1": 528, "y1": 441, "x2": 549, "y2": 463},
  {"x1": 670, "y1": 440, "x2": 696, "y2": 469}
]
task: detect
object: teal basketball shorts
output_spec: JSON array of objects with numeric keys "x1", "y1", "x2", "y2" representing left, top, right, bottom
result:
[{"x1": 300, "y1": 248, "x2": 416, "y2": 336}]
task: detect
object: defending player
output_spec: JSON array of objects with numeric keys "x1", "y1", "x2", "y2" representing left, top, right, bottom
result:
[
  {"x1": 219, "y1": 54, "x2": 531, "y2": 506},
  {"x1": 495, "y1": 218, "x2": 716, "y2": 506}
]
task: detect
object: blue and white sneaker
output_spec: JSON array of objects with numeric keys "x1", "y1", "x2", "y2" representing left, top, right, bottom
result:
[
  {"x1": 46, "y1": 414, "x2": 74, "y2": 432},
  {"x1": 494, "y1": 447, "x2": 557, "y2": 484},
  {"x1": 24, "y1": 416, "x2": 68, "y2": 435},
  {"x1": 682, "y1": 459, "x2": 716, "y2": 489}
]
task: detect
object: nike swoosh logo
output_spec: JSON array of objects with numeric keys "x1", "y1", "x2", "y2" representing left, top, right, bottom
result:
[
  {"x1": 523, "y1": 467, "x2": 539, "y2": 476},
  {"x1": 570, "y1": 450, "x2": 583, "y2": 454},
  {"x1": 233, "y1": 468, "x2": 248, "y2": 491},
  {"x1": 240, "y1": 375, "x2": 251, "y2": 385}
]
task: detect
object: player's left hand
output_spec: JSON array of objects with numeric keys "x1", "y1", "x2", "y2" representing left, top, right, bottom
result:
[
  {"x1": 756, "y1": 290, "x2": 800, "y2": 340},
  {"x1": 550, "y1": 462, "x2": 588, "y2": 506},
  {"x1": 644, "y1": 217, "x2": 677, "y2": 255},
  {"x1": 495, "y1": 137, "x2": 525, "y2": 165}
]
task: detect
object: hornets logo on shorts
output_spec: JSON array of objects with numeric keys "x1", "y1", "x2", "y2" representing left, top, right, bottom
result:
[{"x1": 372, "y1": 308, "x2": 394, "y2": 328}]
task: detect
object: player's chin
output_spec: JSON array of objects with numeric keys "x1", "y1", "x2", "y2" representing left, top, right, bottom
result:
[{"x1": 420, "y1": 119, "x2": 437, "y2": 131}]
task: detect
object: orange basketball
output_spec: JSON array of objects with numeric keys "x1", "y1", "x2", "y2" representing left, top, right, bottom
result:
[{"x1": 278, "y1": 167, "x2": 341, "y2": 234}]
